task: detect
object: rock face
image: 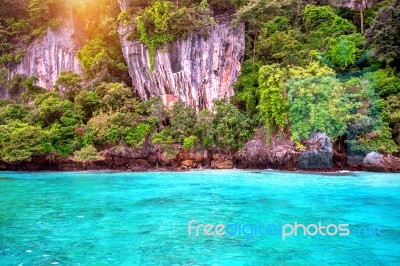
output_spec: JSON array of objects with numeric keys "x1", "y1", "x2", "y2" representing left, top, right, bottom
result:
[
  {"x1": 363, "y1": 152, "x2": 383, "y2": 164},
  {"x1": 298, "y1": 133, "x2": 333, "y2": 169},
  {"x1": 118, "y1": 2, "x2": 245, "y2": 110},
  {"x1": 377, "y1": 156, "x2": 400, "y2": 172},
  {"x1": 10, "y1": 14, "x2": 83, "y2": 90},
  {"x1": 332, "y1": 0, "x2": 382, "y2": 9},
  {"x1": 235, "y1": 132, "x2": 299, "y2": 170},
  {"x1": 1, "y1": 134, "x2": 399, "y2": 172},
  {"x1": 362, "y1": 152, "x2": 400, "y2": 172}
]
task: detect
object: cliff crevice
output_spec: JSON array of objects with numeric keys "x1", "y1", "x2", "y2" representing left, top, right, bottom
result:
[
  {"x1": 10, "y1": 14, "x2": 83, "y2": 90},
  {"x1": 118, "y1": 2, "x2": 245, "y2": 110}
]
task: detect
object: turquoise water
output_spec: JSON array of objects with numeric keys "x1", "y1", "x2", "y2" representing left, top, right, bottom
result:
[{"x1": 0, "y1": 170, "x2": 400, "y2": 265}]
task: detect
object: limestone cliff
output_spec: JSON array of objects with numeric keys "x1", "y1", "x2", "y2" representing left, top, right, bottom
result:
[
  {"x1": 8, "y1": 0, "x2": 368, "y2": 106},
  {"x1": 118, "y1": 2, "x2": 245, "y2": 110},
  {"x1": 10, "y1": 15, "x2": 83, "y2": 90}
]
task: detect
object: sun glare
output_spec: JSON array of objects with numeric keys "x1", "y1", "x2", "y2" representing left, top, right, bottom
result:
[{"x1": 72, "y1": 0, "x2": 93, "y2": 8}]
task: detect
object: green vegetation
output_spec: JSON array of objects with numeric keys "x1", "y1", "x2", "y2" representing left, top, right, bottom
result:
[
  {"x1": 183, "y1": 136, "x2": 198, "y2": 150},
  {"x1": 54, "y1": 72, "x2": 83, "y2": 101},
  {"x1": 257, "y1": 64, "x2": 289, "y2": 135},
  {"x1": 287, "y1": 64, "x2": 342, "y2": 141},
  {"x1": 0, "y1": 0, "x2": 399, "y2": 164},
  {"x1": 136, "y1": 1, "x2": 193, "y2": 70},
  {"x1": 366, "y1": 1, "x2": 400, "y2": 68},
  {"x1": 0, "y1": 123, "x2": 43, "y2": 162},
  {"x1": 233, "y1": 1, "x2": 400, "y2": 156},
  {"x1": 0, "y1": 0, "x2": 64, "y2": 66},
  {"x1": 151, "y1": 99, "x2": 254, "y2": 152},
  {"x1": 121, "y1": 0, "x2": 214, "y2": 71},
  {"x1": 75, "y1": 0, "x2": 130, "y2": 84},
  {"x1": 73, "y1": 145, "x2": 102, "y2": 162},
  {"x1": 0, "y1": 76, "x2": 256, "y2": 162}
]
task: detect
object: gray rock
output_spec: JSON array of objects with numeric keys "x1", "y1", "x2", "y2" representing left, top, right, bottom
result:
[
  {"x1": 235, "y1": 133, "x2": 299, "y2": 170},
  {"x1": 363, "y1": 152, "x2": 383, "y2": 165},
  {"x1": 10, "y1": 12, "x2": 83, "y2": 89},
  {"x1": 313, "y1": 132, "x2": 333, "y2": 153},
  {"x1": 118, "y1": 0, "x2": 245, "y2": 110},
  {"x1": 298, "y1": 133, "x2": 333, "y2": 169}
]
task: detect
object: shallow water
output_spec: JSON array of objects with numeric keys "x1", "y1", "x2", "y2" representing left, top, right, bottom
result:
[{"x1": 0, "y1": 170, "x2": 399, "y2": 265}]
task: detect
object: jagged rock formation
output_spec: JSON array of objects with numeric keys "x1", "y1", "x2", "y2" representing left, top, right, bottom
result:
[
  {"x1": 118, "y1": 1, "x2": 245, "y2": 110},
  {"x1": 298, "y1": 133, "x2": 333, "y2": 169},
  {"x1": 235, "y1": 130, "x2": 299, "y2": 170},
  {"x1": 10, "y1": 14, "x2": 83, "y2": 90},
  {"x1": 363, "y1": 152, "x2": 383, "y2": 164},
  {"x1": 1, "y1": 131, "x2": 399, "y2": 172}
]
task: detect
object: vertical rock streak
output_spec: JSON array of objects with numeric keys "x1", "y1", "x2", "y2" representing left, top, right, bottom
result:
[
  {"x1": 118, "y1": 1, "x2": 245, "y2": 110},
  {"x1": 10, "y1": 17, "x2": 83, "y2": 89}
]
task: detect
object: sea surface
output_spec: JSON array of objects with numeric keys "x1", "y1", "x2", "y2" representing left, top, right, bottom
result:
[{"x1": 0, "y1": 170, "x2": 399, "y2": 265}]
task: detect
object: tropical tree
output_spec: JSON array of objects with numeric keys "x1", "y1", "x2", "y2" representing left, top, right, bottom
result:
[
  {"x1": 234, "y1": 0, "x2": 295, "y2": 65},
  {"x1": 366, "y1": 1, "x2": 400, "y2": 68}
]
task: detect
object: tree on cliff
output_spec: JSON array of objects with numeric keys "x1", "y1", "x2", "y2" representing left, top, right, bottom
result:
[
  {"x1": 332, "y1": 0, "x2": 389, "y2": 34},
  {"x1": 233, "y1": 0, "x2": 296, "y2": 65},
  {"x1": 75, "y1": 0, "x2": 131, "y2": 85},
  {"x1": 366, "y1": 0, "x2": 400, "y2": 68}
]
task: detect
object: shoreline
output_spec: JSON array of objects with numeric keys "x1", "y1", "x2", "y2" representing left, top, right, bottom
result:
[
  {"x1": 0, "y1": 168, "x2": 393, "y2": 175},
  {"x1": 1, "y1": 160, "x2": 399, "y2": 173},
  {"x1": 1, "y1": 141, "x2": 399, "y2": 173}
]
